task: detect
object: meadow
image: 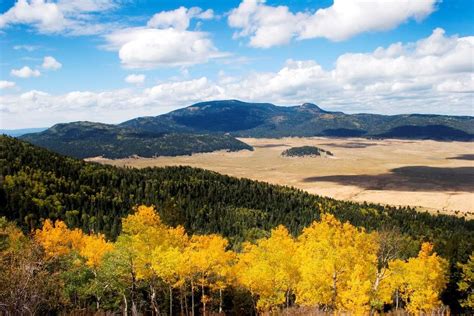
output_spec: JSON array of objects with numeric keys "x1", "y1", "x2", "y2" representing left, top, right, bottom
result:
[{"x1": 89, "y1": 137, "x2": 474, "y2": 217}]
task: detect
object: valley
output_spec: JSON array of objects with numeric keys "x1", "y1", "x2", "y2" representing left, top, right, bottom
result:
[{"x1": 89, "y1": 137, "x2": 474, "y2": 217}]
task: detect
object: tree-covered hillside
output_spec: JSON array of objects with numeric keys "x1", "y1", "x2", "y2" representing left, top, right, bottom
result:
[
  {"x1": 20, "y1": 121, "x2": 252, "y2": 158},
  {"x1": 122, "y1": 100, "x2": 474, "y2": 140},
  {"x1": 0, "y1": 135, "x2": 472, "y2": 311},
  {"x1": 19, "y1": 100, "x2": 474, "y2": 160},
  {"x1": 1, "y1": 207, "x2": 461, "y2": 315}
]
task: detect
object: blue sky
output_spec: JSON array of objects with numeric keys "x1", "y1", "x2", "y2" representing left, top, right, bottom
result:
[{"x1": 0, "y1": 0, "x2": 473, "y2": 129}]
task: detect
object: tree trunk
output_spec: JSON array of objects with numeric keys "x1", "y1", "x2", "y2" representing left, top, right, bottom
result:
[
  {"x1": 219, "y1": 288, "x2": 223, "y2": 314},
  {"x1": 132, "y1": 301, "x2": 138, "y2": 316},
  {"x1": 285, "y1": 289, "x2": 289, "y2": 314},
  {"x1": 370, "y1": 272, "x2": 381, "y2": 316},
  {"x1": 150, "y1": 284, "x2": 160, "y2": 315},
  {"x1": 331, "y1": 272, "x2": 338, "y2": 311},
  {"x1": 180, "y1": 286, "x2": 184, "y2": 316},
  {"x1": 201, "y1": 283, "x2": 206, "y2": 316},
  {"x1": 122, "y1": 293, "x2": 128, "y2": 316},
  {"x1": 169, "y1": 286, "x2": 173, "y2": 316},
  {"x1": 395, "y1": 289, "x2": 399, "y2": 310},
  {"x1": 191, "y1": 280, "x2": 195, "y2": 316},
  {"x1": 130, "y1": 260, "x2": 138, "y2": 316},
  {"x1": 185, "y1": 285, "x2": 189, "y2": 316}
]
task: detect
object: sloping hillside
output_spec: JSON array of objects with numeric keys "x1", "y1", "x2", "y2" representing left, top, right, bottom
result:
[
  {"x1": 121, "y1": 100, "x2": 474, "y2": 139},
  {"x1": 20, "y1": 121, "x2": 252, "y2": 159},
  {"x1": 1, "y1": 135, "x2": 472, "y2": 311}
]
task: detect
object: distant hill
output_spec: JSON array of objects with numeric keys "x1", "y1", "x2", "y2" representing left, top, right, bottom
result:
[
  {"x1": 121, "y1": 100, "x2": 474, "y2": 140},
  {"x1": 0, "y1": 127, "x2": 47, "y2": 137},
  {"x1": 20, "y1": 121, "x2": 252, "y2": 159},
  {"x1": 20, "y1": 100, "x2": 473, "y2": 159}
]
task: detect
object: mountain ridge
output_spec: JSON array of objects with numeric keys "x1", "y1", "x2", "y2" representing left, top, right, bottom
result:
[
  {"x1": 120, "y1": 99, "x2": 474, "y2": 139},
  {"x1": 20, "y1": 100, "x2": 474, "y2": 159}
]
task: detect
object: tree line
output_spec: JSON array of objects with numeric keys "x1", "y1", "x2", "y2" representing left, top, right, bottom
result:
[
  {"x1": 0, "y1": 135, "x2": 473, "y2": 312},
  {"x1": 2, "y1": 206, "x2": 472, "y2": 315}
]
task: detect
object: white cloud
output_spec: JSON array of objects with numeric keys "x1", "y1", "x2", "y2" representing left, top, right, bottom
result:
[
  {"x1": 10, "y1": 66, "x2": 41, "y2": 78},
  {"x1": 144, "y1": 77, "x2": 223, "y2": 103},
  {"x1": 106, "y1": 27, "x2": 224, "y2": 68},
  {"x1": 333, "y1": 28, "x2": 474, "y2": 89},
  {"x1": 147, "y1": 6, "x2": 213, "y2": 30},
  {"x1": 436, "y1": 76, "x2": 474, "y2": 93},
  {"x1": 0, "y1": 0, "x2": 66, "y2": 32},
  {"x1": 125, "y1": 74, "x2": 146, "y2": 85},
  {"x1": 2, "y1": 29, "x2": 473, "y2": 129},
  {"x1": 0, "y1": 0, "x2": 119, "y2": 35},
  {"x1": 42, "y1": 56, "x2": 62, "y2": 70},
  {"x1": 13, "y1": 44, "x2": 40, "y2": 51},
  {"x1": 0, "y1": 81, "x2": 16, "y2": 89},
  {"x1": 228, "y1": 0, "x2": 438, "y2": 47},
  {"x1": 57, "y1": 0, "x2": 118, "y2": 13},
  {"x1": 105, "y1": 6, "x2": 224, "y2": 69}
]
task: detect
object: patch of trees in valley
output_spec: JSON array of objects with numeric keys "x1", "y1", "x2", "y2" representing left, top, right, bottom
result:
[
  {"x1": 282, "y1": 146, "x2": 333, "y2": 157},
  {"x1": 0, "y1": 135, "x2": 473, "y2": 314}
]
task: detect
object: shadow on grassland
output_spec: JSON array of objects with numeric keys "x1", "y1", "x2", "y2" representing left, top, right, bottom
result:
[
  {"x1": 447, "y1": 154, "x2": 474, "y2": 161},
  {"x1": 303, "y1": 166, "x2": 474, "y2": 192}
]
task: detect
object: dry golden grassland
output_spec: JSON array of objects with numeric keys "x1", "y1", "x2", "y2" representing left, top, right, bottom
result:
[{"x1": 88, "y1": 137, "x2": 474, "y2": 217}]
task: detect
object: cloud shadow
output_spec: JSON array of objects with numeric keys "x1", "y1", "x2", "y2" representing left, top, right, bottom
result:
[
  {"x1": 303, "y1": 166, "x2": 474, "y2": 192},
  {"x1": 447, "y1": 154, "x2": 474, "y2": 161}
]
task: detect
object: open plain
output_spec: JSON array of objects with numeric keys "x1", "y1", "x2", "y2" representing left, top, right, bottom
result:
[{"x1": 88, "y1": 137, "x2": 474, "y2": 217}]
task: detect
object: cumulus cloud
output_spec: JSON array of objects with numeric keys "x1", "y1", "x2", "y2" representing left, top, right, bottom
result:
[
  {"x1": 2, "y1": 29, "x2": 473, "y2": 129},
  {"x1": 0, "y1": 0, "x2": 119, "y2": 35},
  {"x1": 0, "y1": 81, "x2": 16, "y2": 89},
  {"x1": 42, "y1": 56, "x2": 62, "y2": 70},
  {"x1": 125, "y1": 74, "x2": 146, "y2": 85},
  {"x1": 333, "y1": 28, "x2": 474, "y2": 91},
  {"x1": 147, "y1": 6, "x2": 213, "y2": 30},
  {"x1": 104, "y1": 6, "x2": 224, "y2": 68},
  {"x1": 10, "y1": 66, "x2": 41, "y2": 78},
  {"x1": 228, "y1": 0, "x2": 439, "y2": 47},
  {"x1": 105, "y1": 27, "x2": 224, "y2": 68}
]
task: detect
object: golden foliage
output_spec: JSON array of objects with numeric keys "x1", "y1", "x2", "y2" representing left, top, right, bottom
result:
[
  {"x1": 295, "y1": 214, "x2": 380, "y2": 313},
  {"x1": 389, "y1": 242, "x2": 448, "y2": 313},
  {"x1": 235, "y1": 225, "x2": 298, "y2": 311},
  {"x1": 26, "y1": 207, "x2": 451, "y2": 314}
]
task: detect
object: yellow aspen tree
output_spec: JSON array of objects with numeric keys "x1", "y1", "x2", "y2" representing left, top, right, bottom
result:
[
  {"x1": 120, "y1": 205, "x2": 169, "y2": 315},
  {"x1": 34, "y1": 219, "x2": 85, "y2": 258},
  {"x1": 295, "y1": 214, "x2": 379, "y2": 313},
  {"x1": 369, "y1": 230, "x2": 407, "y2": 314},
  {"x1": 151, "y1": 225, "x2": 190, "y2": 316},
  {"x1": 79, "y1": 234, "x2": 114, "y2": 269},
  {"x1": 235, "y1": 225, "x2": 299, "y2": 312},
  {"x1": 458, "y1": 252, "x2": 474, "y2": 308},
  {"x1": 186, "y1": 234, "x2": 235, "y2": 315},
  {"x1": 388, "y1": 242, "x2": 448, "y2": 314}
]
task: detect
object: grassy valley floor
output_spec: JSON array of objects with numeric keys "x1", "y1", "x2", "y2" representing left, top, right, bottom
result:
[{"x1": 88, "y1": 137, "x2": 474, "y2": 217}]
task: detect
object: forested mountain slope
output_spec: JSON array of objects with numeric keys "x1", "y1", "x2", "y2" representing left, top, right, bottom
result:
[
  {"x1": 122, "y1": 100, "x2": 474, "y2": 139},
  {"x1": 19, "y1": 100, "x2": 473, "y2": 159},
  {"x1": 0, "y1": 135, "x2": 472, "y2": 310},
  {"x1": 20, "y1": 121, "x2": 252, "y2": 158}
]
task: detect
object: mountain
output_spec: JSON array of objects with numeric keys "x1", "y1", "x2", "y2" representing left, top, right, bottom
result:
[
  {"x1": 1, "y1": 135, "x2": 472, "y2": 311},
  {"x1": 0, "y1": 127, "x2": 48, "y2": 137},
  {"x1": 20, "y1": 100, "x2": 473, "y2": 159},
  {"x1": 121, "y1": 100, "x2": 474, "y2": 139},
  {"x1": 20, "y1": 121, "x2": 252, "y2": 159}
]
